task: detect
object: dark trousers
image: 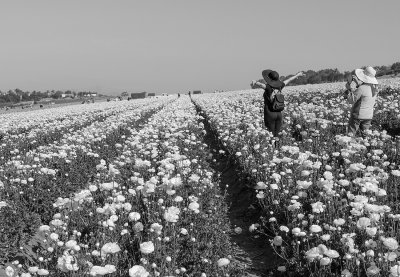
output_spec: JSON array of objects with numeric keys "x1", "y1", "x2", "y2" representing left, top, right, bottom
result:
[
  {"x1": 264, "y1": 108, "x2": 283, "y2": 137},
  {"x1": 348, "y1": 116, "x2": 372, "y2": 137}
]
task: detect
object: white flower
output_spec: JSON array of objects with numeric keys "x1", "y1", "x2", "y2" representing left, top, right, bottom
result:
[
  {"x1": 273, "y1": 236, "x2": 283, "y2": 246},
  {"x1": 188, "y1": 202, "x2": 200, "y2": 212},
  {"x1": 28, "y1": 267, "x2": 39, "y2": 273},
  {"x1": 270, "y1": 183, "x2": 279, "y2": 190},
  {"x1": 356, "y1": 217, "x2": 371, "y2": 230},
  {"x1": 279, "y1": 226, "x2": 289, "y2": 232},
  {"x1": 89, "y1": 185, "x2": 98, "y2": 192},
  {"x1": 249, "y1": 224, "x2": 258, "y2": 232},
  {"x1": 320, "y1": 257, "x2": 331, "y2": 266},
  {"x1": 338, "y1": 179, "x2": 350, "y2": 187},
  {"x1": 311, "y1": 201, "x2": 325, "y2": 213},
  {"x1": 89, "y1": 265, "x2": 116, "y2": 276},
  {"x1": 391, "y1": 170, "x2": 400, "y2": 177},
  {"x1": 365, "y1": 227, "x2": 377, "y2": 237},
  {"x1": 5, "y1": 266, "x2": 15, "y2": 277},
  {"x1": 256, "y1": 191, "x2": 265, "y2": 198},
  {"x1": 255, "y1": 182, "x2": 267, "y2": 189},
  {"x1": 99, "y1": 182, "x2": 119, "y2": 191},
  {"x1": 383, "y1": 237, "x2": 399, "y2": 251},
  {"x1": 321, "y1": 234, "x2": 331, "y2": 241},
  {"x1": 341, "y1": 269, "x2": 352, "y2": 277},
  {"x1": 57, "y1": 252, "x2": 79, "y2": 272},
  {"x1": 129, "y1": 265, "x2": 149, "y2": 277},
  {"x1": 65, "y1": 240, "x2": 77, "y2": 249},
  {"x1": 164, "y1": 206, "x2": 180, "y2": 223},
  {"x1": 180, "y1": 228, "x2": 188, "y2": 235},
  {"x1": 296, "y1": 180, "x2": 312, "y2": 189},
  {"x1": 333, "y1": 218, "x2": 345, "y2": 226},
  {"x1": 390, "y1": 265, "x2": 400, "y2": 277},
  {"x1": 50, "y1": 219, "x2": 64, "y2": 227},
  {"x1": 234, "y1": 227, "x2": 242, "y2": 234},
  {"x1": 150, "y1": 223, "x2": 163, "y2": 233},
  {"x1": 324, "y1": 249, "x2": 339, "y2": 258},
  {"x1": 387, "y1": 252, "x2": 398, "y2": 262},
  {"x1": 37, "y1": 269, "x2": 49, "y2": 276},
  {"x1": 101, "y1": 242, "x2": 121, "y2": 257},
  {"x1": 217, "y1": 258, "x2": 230, "y2": 267},
  {"x1": 292, "y1": 227, "x2": 301, "y2": 236},
  {"x1": 174, "y1": 196, "x2": 183, "y2": 202},
  {"x1": 50, "y1": 233, "x2": 59, "y2": 241},
  {"x1": 309, "y1": 225, "x2": 322, "y2": 233},
  {"x1": 277, "y1": 266, "x2": 286, "y2": 272},
  {"x1": 305, "y1": 247, "x2": 323, "y2": 261},
  {"x1": 140, "y1": 241, "x2": 155, "y2": 254},
  {"x1": 128, "y1": 212, "x2": 141, "y2": 221},
  {"x1": 323, "y1": 171, "x2": 333, "y2": 180}
]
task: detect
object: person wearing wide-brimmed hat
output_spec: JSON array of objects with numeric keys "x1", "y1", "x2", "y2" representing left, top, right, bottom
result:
[
  {"x1": 251, "y1": 70, "x2": 304, "y2": 137},
  {"x1": 345, "y1": 66, "x2": 379, "y2": 136}
]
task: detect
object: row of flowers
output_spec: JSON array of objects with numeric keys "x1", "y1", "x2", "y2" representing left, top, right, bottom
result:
[
  {"x1": 1, "y1": 97, "x2": 241, "y2": 276},
  {"x1": 192, "y1": 78, "x2": 400, "y2": 276},
  {"x1": 0, "y1": 98, "x2": 171, "y2": 265},
  {"x1": 0, "y1": 99, "x2": 157, "y2": 135},
  {"x1": 0, "y1": 99, "x2": 160, "y2": 166}
]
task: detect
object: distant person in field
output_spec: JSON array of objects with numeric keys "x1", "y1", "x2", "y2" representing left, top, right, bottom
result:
[
  {"x1": 251, "y1": 70, "x2": 304, "y2": 137},
  {"x1": 343, "y1": 66, "x2": 379, "y2": 136}
]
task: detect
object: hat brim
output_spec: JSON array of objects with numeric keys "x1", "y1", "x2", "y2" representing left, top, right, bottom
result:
[
  {"x1": 262, "y1": 69, "x2": 285, "y2": 89},
  {"x1": 355, "y1": 68, "x2": 378, "y2": 85}
]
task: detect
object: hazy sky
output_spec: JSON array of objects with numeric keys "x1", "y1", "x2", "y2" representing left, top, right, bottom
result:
[{"x1": 0, "y1": 0, "x2": 399, "y2": 95}]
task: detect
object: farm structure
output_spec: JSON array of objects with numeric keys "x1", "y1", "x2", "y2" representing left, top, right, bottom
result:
[
  {"x1": 193, "y1": 90, "x2": 202, "y2": 94},
  {"x1": 130, "y1": 92, "x2": 148, "y2": 99},
  {"x1": 148, "y1": 93, "x2": 156, "y2": 97}
]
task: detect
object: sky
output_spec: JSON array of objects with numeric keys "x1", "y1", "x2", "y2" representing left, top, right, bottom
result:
[{"x1": 0, "y1": 0, "x2": 399, "y2": 95}]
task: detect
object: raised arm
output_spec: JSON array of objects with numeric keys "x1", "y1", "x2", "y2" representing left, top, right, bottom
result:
[
  {"x1": 283, "y1": 71, "x2": 305, "y2": 85},
  {"x1": 251, "y1": 80, "x2": 267, "y2": 89}
]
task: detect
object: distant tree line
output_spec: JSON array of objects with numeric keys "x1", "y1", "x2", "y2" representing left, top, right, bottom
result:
[
  {"x1": 252, "y1": 61, "x2": 400, "y2": 88},
  {"x1": 0, "y1": 89, "x2": 101, "y2": 104}
]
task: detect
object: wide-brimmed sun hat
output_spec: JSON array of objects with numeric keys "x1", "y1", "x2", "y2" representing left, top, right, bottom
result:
[
  {"x1": 355, "y1": 66, "x2": 378, "y2": 85},
  {"x1": 262, "y1": 69, "x2": 285, "y2": 89}
]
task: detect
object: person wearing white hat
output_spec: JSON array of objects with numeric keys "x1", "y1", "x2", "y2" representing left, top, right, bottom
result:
[{"x1": 344, "y1": 66, "x2": 379, "y2": 136}]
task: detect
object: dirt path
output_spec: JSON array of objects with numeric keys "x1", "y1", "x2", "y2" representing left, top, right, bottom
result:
[{"x1": 194, "y1": 103, "x2": 279, "y2": 276}]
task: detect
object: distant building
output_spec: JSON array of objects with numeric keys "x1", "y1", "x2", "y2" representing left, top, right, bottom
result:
[
  {"x1": 193, "y1": 90, "x2": 202, "y2": 94},
  {"x1": 81, "y1": 92, "x2": 97, "y2": 97},
  {"x1": 131, "y1": 92, "x2": 148, "y2": 99},
  {"x1": 148, "y1": 93, "x2": 156, "y2": 97},
  {"x1": 61, "y1": 93, "x2": 74, "y2": 98}
]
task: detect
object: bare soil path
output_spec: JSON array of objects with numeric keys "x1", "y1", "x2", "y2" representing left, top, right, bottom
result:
[{"x1": 194, "y1": 102, "x2": 279, "y2": 277}]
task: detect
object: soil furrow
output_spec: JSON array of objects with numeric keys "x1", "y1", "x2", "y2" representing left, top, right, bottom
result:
[{"x1": 193, "y1": 101, "x2": 279, "y2": 277}]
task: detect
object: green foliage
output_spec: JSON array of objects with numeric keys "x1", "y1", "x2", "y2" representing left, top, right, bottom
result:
[
  {"x1": 0, "y1": 89, "x2": 100, "y2": 104},
  {"x1": 251, "y1": 61, "x2": 400, "y2": 88}
]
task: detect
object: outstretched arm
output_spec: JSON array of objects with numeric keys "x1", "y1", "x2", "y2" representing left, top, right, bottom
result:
[
  {"x1": 283, "y1": 71, "x2": 305, "y2": 85},
  {"x1": 251, "y1": 80, "x2": 267, "y2": 89}
]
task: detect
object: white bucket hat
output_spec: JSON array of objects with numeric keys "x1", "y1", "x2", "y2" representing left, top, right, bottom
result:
[{"x1": 355, "y1": 66, "x2": 378, "y2": 85}]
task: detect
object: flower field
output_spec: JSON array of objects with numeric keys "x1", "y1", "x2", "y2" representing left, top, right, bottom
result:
[{"x1": 1, "y1": 78, "x2": 400, "y2": 276}]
